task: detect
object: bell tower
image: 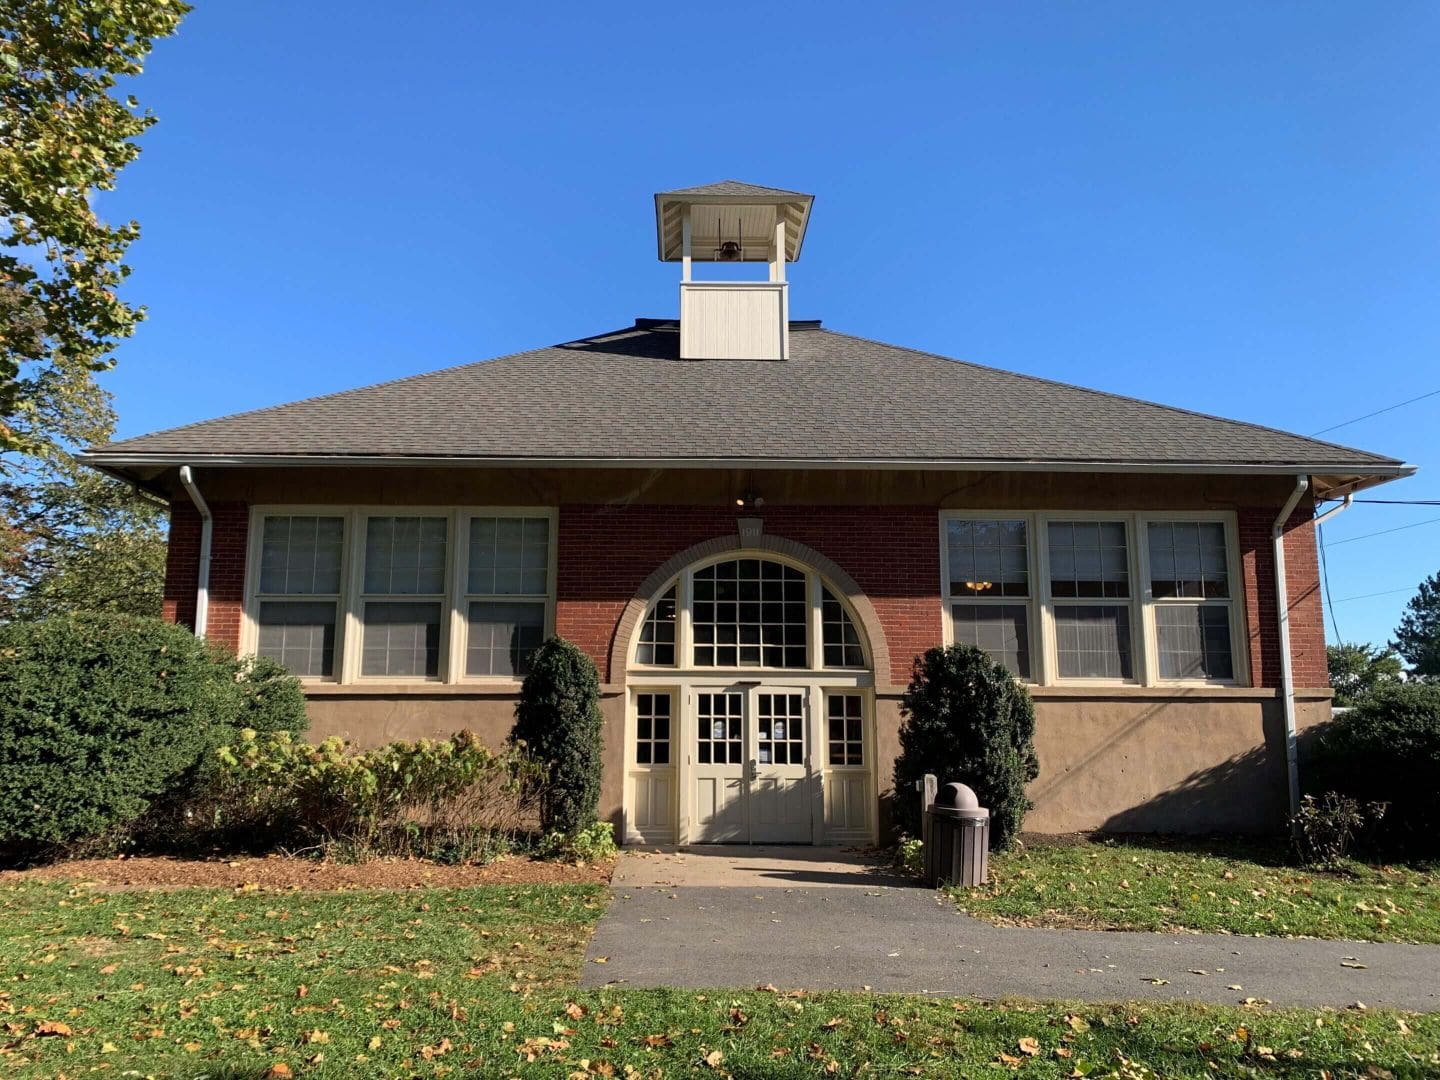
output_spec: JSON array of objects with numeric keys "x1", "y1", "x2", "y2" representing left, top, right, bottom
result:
[{"x1": 654, "y1": 181, "x2": 814, "y2": 361}]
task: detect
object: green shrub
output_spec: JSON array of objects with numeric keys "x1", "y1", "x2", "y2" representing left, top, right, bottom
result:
[
  {"x1": 210, "y1": 728, "x2": 541, "y2": 860},
  {"x1": 511, "y1": 637, "x2": 604, "y2": 834},
  {"x1": 0, "y1": 613, "x2": 294, "y2": 856},
  {"x1": 893, "y1": 644, "x2": 1039, "y2": 850},
  {"x1": 1312, "y1": 682, "x2": 1440, "y2": 854},
  {"x1": 232, "y1": 654, "x2": 310, "y2": 735},
  {"x1": 538, "y1": 820, "x2": 617, "y2": 864}
]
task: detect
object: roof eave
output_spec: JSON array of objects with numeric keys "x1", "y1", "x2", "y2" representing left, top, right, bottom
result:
[{"x1": 77, "y1": 450, "x2": 1415, "y2": 491}]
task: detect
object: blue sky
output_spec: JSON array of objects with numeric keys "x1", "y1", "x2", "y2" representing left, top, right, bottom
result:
[{"x1": 101, "y1": 2, "x2": 1438, "y2": 651}]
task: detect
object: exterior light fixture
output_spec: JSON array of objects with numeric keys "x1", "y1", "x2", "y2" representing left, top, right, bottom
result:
[
  {"x1": 717, "y1": 240, "x2": 741, "y2": 261},
  {"x1": 736, "y1": 490, "x2": 765, "y2": 509}
]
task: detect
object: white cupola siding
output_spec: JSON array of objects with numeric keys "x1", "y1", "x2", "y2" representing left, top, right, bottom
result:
[{"x1": 653, "y1": 181, "x2": 814, "y2": 361}]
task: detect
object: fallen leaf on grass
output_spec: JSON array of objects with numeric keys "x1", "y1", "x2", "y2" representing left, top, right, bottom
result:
[
  {"x1": 34, "y1": 1021, "x2": 73, "y2": 1037},
  {"x1": 1340, "y1": 960, "x2": 1368, "y2": 969},
  {"x1": 1018, "y1": 1037, "x2": 1042, "y2": 1056},
  {"x1": 703, "y1": 1048, "x2": 725, "y2": 1068}
]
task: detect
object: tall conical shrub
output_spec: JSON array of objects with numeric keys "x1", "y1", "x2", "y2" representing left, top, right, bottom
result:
[
  {"x1": 511, "y1": 637, "x2": 604, "y2": 834},
  {"x1": 893, "y1": 644, "x2": 1039, "y2": 850}
]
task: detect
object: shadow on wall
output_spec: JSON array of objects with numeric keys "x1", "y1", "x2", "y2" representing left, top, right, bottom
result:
[{"x1": 1099, "y1": 724, "x2": 1325, "y2": 835}]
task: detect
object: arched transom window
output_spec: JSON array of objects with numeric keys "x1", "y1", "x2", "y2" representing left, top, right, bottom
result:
[{"x1": 632, "y1": 556, "x2": 869, "y2": 672}]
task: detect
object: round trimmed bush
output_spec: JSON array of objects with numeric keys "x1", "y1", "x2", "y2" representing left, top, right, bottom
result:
[
  {"x1": 1312, "y1": 681, "x2": 1440, "y2": 854},
  {"x1": 893, "y1": 644, "x2": 1039, "y2": 850},
  {"x1": 511, "y1": 636, "x2": 603, "y2": 834},
  {"x1": 0, "y1": 612, "x2": 308, "y2": 856}
]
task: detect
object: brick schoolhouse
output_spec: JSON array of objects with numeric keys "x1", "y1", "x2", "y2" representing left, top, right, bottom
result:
[{"x1": 85, "y1": 182, "x2": 1412, "y2": 844}]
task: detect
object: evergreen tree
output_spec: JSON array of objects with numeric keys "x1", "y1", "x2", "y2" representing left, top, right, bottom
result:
[
  {"x1": 511, "y1": 637, "x2": 604, "y2": 834},
  {"x1": 1392, "y1": 572, "x2": 1440, "y2": 679},
  {"x1": 893, "y1": 644, "x2": 1039, "y2": 849}
]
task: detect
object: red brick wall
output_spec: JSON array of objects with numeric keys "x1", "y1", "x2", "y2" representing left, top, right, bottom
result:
[
  {"x1": 163, "y1": 496, "x2": 1327, "y2": 691},
  {"x1": 1238, "y1": 507, "x2": 1327, "y2": 689},
  {"x1": 554, "y1": 505, "x2": 939, "y2": 685},
  {"x1": 162, "y1": 501, "x2": 248, "y2": 649}
]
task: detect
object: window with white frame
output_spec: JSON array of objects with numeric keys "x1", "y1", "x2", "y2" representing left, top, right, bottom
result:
[
  {"x1": 821, "y1": 587, "x2": 865, "y2": 668},
  {"x1": 634, "y1": 586, "x2": 677, "y2": 666},
  {"x1": 1046, "y1": 520, "x2": 1133, "y2": 680},
  {"x1": 1146, "y1": 521, "x2": 1234, "y2": 680},
  {"x1": 246, "y1": 508, "x2": 554, "y2": 684},
  {"x1": 691, "y1": 558, "x2": 808, "y2": 668},
  {"x1": 944, "y1": 518, "x2": 1032, "y2": 678},
  {"x1": 360, "y1": 516, "x2": 449, "y2": 678},
  {"x1": 940, "y1": 512, "x2": 1242, "y2": 686},
  {"x1": 254, "y1": 515, "x2": 345, "y2": 678},
  {"x1": 464, "y1": 515, "x2": 550, "y2": 677}
]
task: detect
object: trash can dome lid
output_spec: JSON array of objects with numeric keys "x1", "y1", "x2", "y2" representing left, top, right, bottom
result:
[{"x1": 936, "y1": 782, "x2": 981, "y2": 810}]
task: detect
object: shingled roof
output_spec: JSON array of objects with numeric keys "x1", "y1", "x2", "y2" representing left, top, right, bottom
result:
[{"x1": 86, "y1": 320, "x2": 1407, "y2": 484}]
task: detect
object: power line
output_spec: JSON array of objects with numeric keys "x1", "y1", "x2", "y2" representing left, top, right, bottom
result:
[
  {"x1": 1317, "y1": 522, "x2": 1341, "y2": 639},
  {"x1": 1331, "y1": 585, "x2": 1417, "y2": 605},
  {"x1": 1311, "y1": 388, "x2": 1440, "y2": 436},
  {"x1": 1327, "y1": 514, "x2": 1440, "y2": 547},
  {"x1": 1320, "y1": 498, "x2": 1440, "y2": 507}
]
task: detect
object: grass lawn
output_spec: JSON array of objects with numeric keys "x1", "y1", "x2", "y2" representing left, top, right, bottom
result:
[
  {"x1": 949, "y1": 835, "x2": 1440, "y2": 943},
  {"x1": 2, "y1": 882, "x2": 1438, "y2": 1077}
]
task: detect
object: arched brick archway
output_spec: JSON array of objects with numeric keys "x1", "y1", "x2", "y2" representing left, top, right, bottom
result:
[{"x1": 607, "y1": 532, "x2": 892, "y2": 684}]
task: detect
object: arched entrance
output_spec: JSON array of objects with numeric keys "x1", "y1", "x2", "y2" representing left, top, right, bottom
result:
[{"x1": 620, "y1": 542, "x2": 881, "y2": 846}]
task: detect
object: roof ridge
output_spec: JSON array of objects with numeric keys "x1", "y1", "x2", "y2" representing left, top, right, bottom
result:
[{"x1": 813, "y1": 327, "x2": 1399, "y2": 467}]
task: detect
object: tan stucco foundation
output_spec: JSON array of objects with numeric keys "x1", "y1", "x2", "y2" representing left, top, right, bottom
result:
[{"x1": 305, "y1": 685, "x2": 1329, "y2": 839}]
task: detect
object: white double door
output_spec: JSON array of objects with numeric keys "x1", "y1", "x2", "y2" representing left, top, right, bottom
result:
[{"x1": 690, "y1": 685, "x2": 815, "y2": 844}]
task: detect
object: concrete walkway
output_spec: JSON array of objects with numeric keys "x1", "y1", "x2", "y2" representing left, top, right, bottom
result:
[{"x1": 583, "y1": 848, "x2": 1440, "y2": 1011}]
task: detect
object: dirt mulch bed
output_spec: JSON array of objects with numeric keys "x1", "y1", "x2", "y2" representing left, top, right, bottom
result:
[{"x1": 2, "y1": 853, "x2": 612, "y2": 891}]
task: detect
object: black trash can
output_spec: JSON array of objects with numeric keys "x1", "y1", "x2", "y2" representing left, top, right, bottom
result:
[{"x1": 924, "y1": 782, "x2": 990, "y2": 888}]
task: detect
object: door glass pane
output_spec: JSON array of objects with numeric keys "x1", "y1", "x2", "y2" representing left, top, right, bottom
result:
[
  {"x1": 1156, "y1": 605, "x2": 1234, "y2": 680},
  {"x1": 950, "y1": 603, "x2": 1030, "y2": 678},
  {"x1": 756, "y1": 692, "x2": 805, "y2": 765},
  {"x1": 1054, "y1": 605, "x2": 1133, "y2": 679},
  {"x1": 466, "y1": 601, "x2": 544, "y2": 677},
  {"x1": 635, "y1": 692, "x2": 672, "y2": 765},
  {"x1": 1049, "y1": 520, "x2": 1129, "y2": 599},
  {"x1": 364, "y1": 517, "x2": 448, "y2": 594},
  {"x1": 691, "y1": 560, "x2": 807, "y2": 668},
  {"x1": 696, "y1": 692, "x2": 743, "y2": 765},
  {"x1": 826, "y1": 694, "x2": 864, "y2": 766},
  {"x1": 947, "y1": 518, "x2": 1029, "y2": 597},
  {"x1": 257, "y1": 600, "x2": 336, "y2": 677},
  {"x1": 361, "y1": 601, "x2": 442, "y2": 677}
]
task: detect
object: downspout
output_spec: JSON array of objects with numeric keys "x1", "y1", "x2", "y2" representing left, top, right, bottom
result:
[
  {"x1": 178, "y1": 466, "x2": 212, "y2": 640},
  {"x1": 1272, "y1": 475, "x2": 1308, "y2": 824}
]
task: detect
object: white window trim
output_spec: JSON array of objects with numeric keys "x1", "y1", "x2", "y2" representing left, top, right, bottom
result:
[
  {"x1": 241, "y1": 506, "x2": 557, "y2": 686},
  {"x1": 626, "y1": 551, "x2": 873, "y2": 677},
  {"x1": 1136, "y1": 511, "x2": 1249, "y2": 688},
  {"x1": 936, "y1": 510, "x2": 1044, "y2": 683},
  {"x1": 938, "y1": 510, "x2": 1246, "y2": 689}
]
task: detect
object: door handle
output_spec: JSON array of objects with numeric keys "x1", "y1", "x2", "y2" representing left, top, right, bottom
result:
[{"x1": 748, "y1": 759, "x2": 758, "y2": 781}]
